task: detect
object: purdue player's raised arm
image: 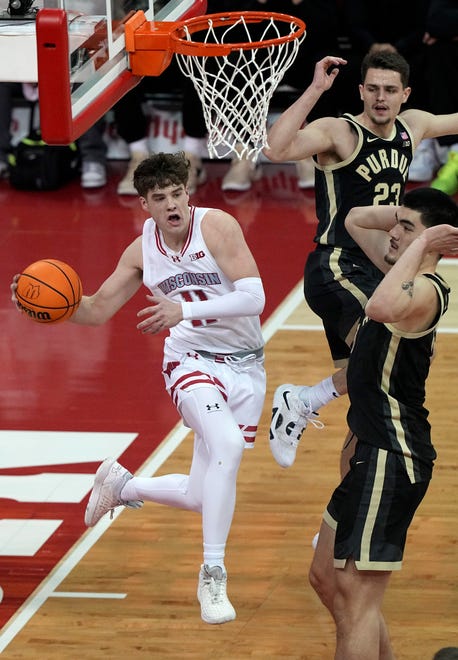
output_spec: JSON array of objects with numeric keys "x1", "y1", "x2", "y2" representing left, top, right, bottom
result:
[
  {"x1": 345, "y1": 205, "x2": 400, "y2": 273},
  {"x1": 263, "y1": 55, "x2": 347, "y2": 163}
]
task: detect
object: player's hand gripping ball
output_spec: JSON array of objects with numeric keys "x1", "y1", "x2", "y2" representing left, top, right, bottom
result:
[{"x1": 16, "y1": 259, "x2": 82, "y2": 323}]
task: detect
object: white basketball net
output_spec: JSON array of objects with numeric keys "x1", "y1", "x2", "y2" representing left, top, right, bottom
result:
[{"x1": 175, "y1": 15, "x2": 305, "y2": 162}]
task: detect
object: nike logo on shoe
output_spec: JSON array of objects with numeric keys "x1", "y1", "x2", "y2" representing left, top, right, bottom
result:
[{"x1": 282, "y1": 390, "x2": 291, "y2": 410}]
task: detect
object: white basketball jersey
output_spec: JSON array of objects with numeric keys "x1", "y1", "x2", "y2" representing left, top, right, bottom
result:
[{"x1": 142, "y1": 206, "x2": 264, "y2": 356}]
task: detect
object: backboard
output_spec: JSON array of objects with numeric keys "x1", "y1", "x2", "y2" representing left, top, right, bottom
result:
[{"x1": 36, "y1": 0, "x2": 207, "y2": 144}]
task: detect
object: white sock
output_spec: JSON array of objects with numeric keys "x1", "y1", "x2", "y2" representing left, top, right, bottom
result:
[
  {"x1": 299, "y1": 376, "x2": 339, "y2": 412},
  {"x1": 203, "y1": 543, "x2": 226, "y2": 572}
]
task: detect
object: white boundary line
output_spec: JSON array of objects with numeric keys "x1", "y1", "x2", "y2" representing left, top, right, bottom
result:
[
  {"x1": 261, "y1": 280, "x2": 304, "y2": 343},
  {"x1": 49, "y1": 592, "x2": 127, "y2": 599}
]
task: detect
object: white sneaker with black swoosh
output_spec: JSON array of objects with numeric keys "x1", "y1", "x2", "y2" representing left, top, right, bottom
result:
[{"x1": 269, "y1": 384, "x2": 323, "y2": 468}]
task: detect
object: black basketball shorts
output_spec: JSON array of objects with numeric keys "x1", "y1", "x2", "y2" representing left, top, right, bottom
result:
[
  {"x1": 324, "y1": 441, "x2": 430, "y2": 570},
  {"x1": 304, "y1": 246, "x2": 383, "y2": 367}
]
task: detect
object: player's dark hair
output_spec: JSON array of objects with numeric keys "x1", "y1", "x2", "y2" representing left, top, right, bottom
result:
[
  {"x1": 133, "y1": 151, "x2": 190, "y2": 197},
  {"x1": 403, "y1": 187, "x2": 458, "y2": 228},
  {"x1": 361, "y1": 50, "x2": 410, "y2": 88}
]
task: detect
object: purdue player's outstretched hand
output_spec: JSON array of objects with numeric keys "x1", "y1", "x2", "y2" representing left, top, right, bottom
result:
[{"x1": 311, "y1": 55, "x2": 347, "y2": 93}]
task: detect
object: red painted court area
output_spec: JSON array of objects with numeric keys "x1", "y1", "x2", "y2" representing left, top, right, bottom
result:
[{"x1": 0, "y1": 160, "x2": 317, "y2": 631}]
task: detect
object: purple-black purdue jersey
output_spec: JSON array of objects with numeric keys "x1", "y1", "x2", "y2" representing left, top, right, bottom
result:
[
  {"x1": 313, "y1": 114, "x2": 414, "y2": 256},
  {"x1": 346, "y1": 273, "x2": 450, "y2": 482}
]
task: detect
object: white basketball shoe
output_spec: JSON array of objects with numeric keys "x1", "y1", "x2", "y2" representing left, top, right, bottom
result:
[
  {"x1": 270, "y1": 384, "x2": 323, "y2": 468},
  {"x1": 84, "y1": 457, "x2": 143, "y2": 527},
  {"x1": 197, "y1": 564, "x2": 236, "y2": 624}
]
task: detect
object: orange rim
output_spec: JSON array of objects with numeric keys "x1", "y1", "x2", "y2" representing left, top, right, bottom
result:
[{"x1": 170, "y1": 11, "x2": 306, "y2": 57}]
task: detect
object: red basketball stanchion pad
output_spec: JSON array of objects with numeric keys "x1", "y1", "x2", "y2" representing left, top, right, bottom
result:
[
  {"x1": 36, "y1": 9, "x2": 143, "y2": 145},
  {"x1": 36, "y1": 0, "x2": 208, "y2": 145}
]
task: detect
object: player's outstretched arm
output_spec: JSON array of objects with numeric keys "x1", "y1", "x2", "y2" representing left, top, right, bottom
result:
[
  {"x1": 263, "y1": 55, "x2": 346, "y2": 163},
  {"x1": 401, "y1": 108, "x2": 458, "y2": 146},
  {"x1": 72, "y1": 238, "x2": 144, "y2": 326}
]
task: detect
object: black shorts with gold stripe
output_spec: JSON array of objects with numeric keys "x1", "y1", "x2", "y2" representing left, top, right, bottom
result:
[
  {"x1": 324, "y1": 441, "x2": 430, "y2": 571},
  {"x1": 304, "y1": 246, "x2": 383, "y2": 367}
]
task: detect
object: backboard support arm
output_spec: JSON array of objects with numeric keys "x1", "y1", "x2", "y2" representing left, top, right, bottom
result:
[
  {"x1": 37, "y1": 9, "x2": 142, "y2": 145},
  {"x1": 36, "y1": 0, "x2": 208, "y2": 144}
]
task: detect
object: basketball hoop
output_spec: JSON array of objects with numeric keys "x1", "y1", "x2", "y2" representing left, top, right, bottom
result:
[{"x1": 170, "y1": 11, "x2": 306, "y2": 162}]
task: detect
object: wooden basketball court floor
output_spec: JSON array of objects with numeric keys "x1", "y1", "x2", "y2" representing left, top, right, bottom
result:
[{"x1": 1, "y1": 160, "x2": 457, "y2": 659}]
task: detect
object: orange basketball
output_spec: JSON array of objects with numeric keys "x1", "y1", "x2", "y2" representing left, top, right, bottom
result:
[{"x1": 16, "y1": 259, "x2": 82, "y2": 324}]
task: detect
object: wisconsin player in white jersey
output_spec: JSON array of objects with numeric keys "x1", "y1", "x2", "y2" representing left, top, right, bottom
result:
[{"x1": 10, "y1": 152, "x2": 265, "y2": 625}]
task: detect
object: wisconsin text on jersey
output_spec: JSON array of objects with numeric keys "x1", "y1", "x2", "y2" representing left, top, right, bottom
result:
[
  {"x1": 356, "y1": 148, "x2": 410, "y2": 182},
  {"x1": 158, "y1": 272, "x2": 222, "y2": 294}
]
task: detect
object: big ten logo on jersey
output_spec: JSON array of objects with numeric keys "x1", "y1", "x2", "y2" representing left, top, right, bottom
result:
[
  {"x1": 190, "y1": 251, "x2": 205, "y2": 261},
  {"x1": 147, "y1": 105, "x2": 185, "y2": 153}
]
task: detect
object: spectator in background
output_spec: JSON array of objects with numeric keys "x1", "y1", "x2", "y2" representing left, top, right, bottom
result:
[
  {"x1": 0, "y1": 82, "x2": 16, "y2": 178},
  {"x1": 425, "y1": 0, "x2": 458, "y2": 196},
  {"x1": 114, "y1": 65, "x2": 179, "y2": 196},
  {"x1": 180, "y1": 78, "x2": 208, "y2": 194},
  {"x1": 114, "y1": 58, "x2": 210, "y2": 196},
  {"x1": 0, "y1": 81, "x2": 19, "y2": 177},
  {"x1": 78, "y1": 119, "x2": 108, "y2": 189}
]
